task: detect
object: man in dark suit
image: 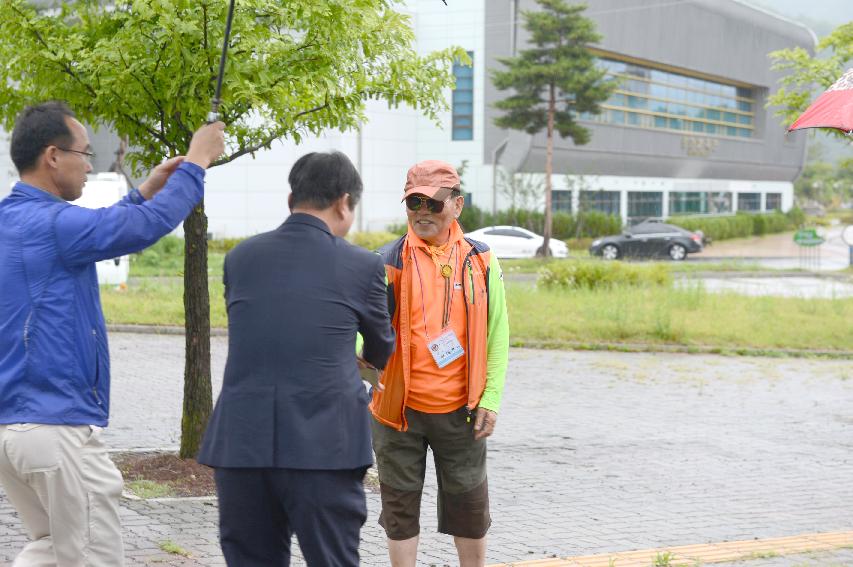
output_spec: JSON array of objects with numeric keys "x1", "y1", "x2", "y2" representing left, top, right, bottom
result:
[{"x1": 198, "y1": 151, "x2": 396, "y2": 567}]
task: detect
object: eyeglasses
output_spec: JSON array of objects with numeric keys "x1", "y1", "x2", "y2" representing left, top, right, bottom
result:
[
  {"x1": 405, "y1": 194, "x2": 452, "y2": 213},
  {"x1": 55, "y1": 147, "x2": 95, "y2": 162}
]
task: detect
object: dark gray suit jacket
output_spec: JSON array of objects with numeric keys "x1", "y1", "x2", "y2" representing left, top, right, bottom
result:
[{"x1": 197, "y1": 213, "x2": 395, "y2": 469}]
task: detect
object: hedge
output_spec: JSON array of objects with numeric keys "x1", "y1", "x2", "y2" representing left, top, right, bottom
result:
[
  {"x1": 538, "y1": 260, "x2": 672, "y2": 290},
  {"x1": 348, "y1": 231, "x2": 400, "y2": 251},
  {"x1": 458, "y1": 205, "x2": 622, "y2": 240},
  {"x1": 669, "y1": 208, "x2": 804, "y2": 242}
]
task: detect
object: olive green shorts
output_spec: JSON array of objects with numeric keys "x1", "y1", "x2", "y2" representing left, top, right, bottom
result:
[{"x1": 371, "y1": 406, "x2": 490, "y2": 540}]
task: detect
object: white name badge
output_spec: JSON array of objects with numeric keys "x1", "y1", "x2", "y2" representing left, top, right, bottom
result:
[{"x1": 428, "y1": 329, "x2": 465, "y2": 369}]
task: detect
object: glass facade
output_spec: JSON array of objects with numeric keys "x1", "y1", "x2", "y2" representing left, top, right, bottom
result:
[
  {"x1": 765, "y1": 193, "x2": 782, "y2": 211},
  {"x1": 669, "y1": 191, "x2": 710, "y2": 215},
  {"x1": 582, "y1": 58, "x2": 755, "y2": 139},
  {"x1": 737, "y1": 192, "x2": 761, "y2": 212},
  {"x1": 708, "y1": 192, "x2": 733, "y2": 214},
  {"x1": 452, "y1": 52, "x2": 474, "y2": 141},
  {"x1": 580, "y1": 190, "x2": 620, "y2": 216},
  {"x1": 552, "y1": 190, "x2": 572, "y2": 213},
  {"x1": 628, "y1": 191, "x2": 663, "y2": 218}
]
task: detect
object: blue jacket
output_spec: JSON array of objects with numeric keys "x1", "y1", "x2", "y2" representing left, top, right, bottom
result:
[{"x1": 0, "y1": 163, "x2": 205, "y2": 426}]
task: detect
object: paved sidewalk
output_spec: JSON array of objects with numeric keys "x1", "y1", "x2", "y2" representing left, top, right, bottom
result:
[
  {"x1": 1, "y1": 334, "x2": 851, "y2": 566},
  {"x1": 694, "y1": 226, "x2": 851, "y2": 271}
]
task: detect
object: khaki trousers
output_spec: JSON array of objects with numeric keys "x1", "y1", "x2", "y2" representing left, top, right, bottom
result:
[{"x1": 0, "y1": 424, "x2": 124, "y2": 567}]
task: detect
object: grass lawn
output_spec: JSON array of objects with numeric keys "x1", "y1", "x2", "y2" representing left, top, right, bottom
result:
[
  {"x1": 102, "y1": 280, "x2": 228, "y2": 328},
  {"x1": 129, "y1": 251, "x2": 226, "y2": 278},
  {"x1": 507, "y1": 282, "x2": 852, "y2": 352},
  {"x1": 101, "y1": 278, "x2": 853, "y2": 353}
]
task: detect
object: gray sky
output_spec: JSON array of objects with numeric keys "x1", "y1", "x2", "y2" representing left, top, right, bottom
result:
[{"x1": 742, "y1": 0, "x2": 853, "y2": 36}]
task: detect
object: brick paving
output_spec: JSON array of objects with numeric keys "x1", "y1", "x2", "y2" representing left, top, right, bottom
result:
[{"x1": 1, "y1": 333, "x2": 852, "y2": 566}]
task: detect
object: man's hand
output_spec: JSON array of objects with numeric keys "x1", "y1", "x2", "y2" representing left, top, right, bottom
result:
[
  {"x1": 473, "y1": 407, "x2": 497, "y2": 440},
  {"x1": 138, "y1": 156, "x2": 185, "y2": 200},
  {"x1": 357, "y1": 357, "x2": 384, "y2": 391},
  {"x1": 186, "y1": 121, "x2": 226, "y2": 169}
]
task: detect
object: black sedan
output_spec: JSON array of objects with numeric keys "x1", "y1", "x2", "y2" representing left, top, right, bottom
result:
[{"x1": 589, "y1": 220, "x2": 703, "y2": 261}]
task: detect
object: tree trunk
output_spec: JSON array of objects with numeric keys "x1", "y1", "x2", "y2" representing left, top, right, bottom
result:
[
  {"x1": 539, "y1": 83, "x2": 555, "y2": 257},
  {"x1": 179, "y1": 202, "x2": 213, "y2": 459}
]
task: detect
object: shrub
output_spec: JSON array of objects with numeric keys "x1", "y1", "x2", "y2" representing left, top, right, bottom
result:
[
  {"x1": 385, "y1": 221, "x2": 409, "y2": 236},
  {"x1": 131, "y1": 235, "x2": 185, "y2": 275},
  {"x1": 133, "y1": 235, "x2": 183, "y2": 266},
  {"x1": 349, "y1": 231, "x2": 400, "y2": 251},
  {"x1": 457, "y1": 204, "x2": 487, "y2": 233},
  {"x1": 763, "y1": 212, "x2": 790, "y2": 233},
  {"x1": 457, "y1": 206, "x2": 621, "y2": 240},
  {"x1": 574, "y1": 211, "x2": 622, "y2": 238},
  {"x1": 565, "y1": 237, "x2": 594, "y2": 252},
  {"x1": 537, "y1": 260, "x2": 671, "y2": 290},
  {"x1": 669, "y1": 211, "x2": 799, "y2": 242},
  {"x1": 786, "y1": 206, "x2": 806, "y2": 227},
  {"x1": 751, "y1": 213, "x2": 768, "y2": 236},
  {"x1": 208, "y1": 238, "x2": 245, "y2": 253}
]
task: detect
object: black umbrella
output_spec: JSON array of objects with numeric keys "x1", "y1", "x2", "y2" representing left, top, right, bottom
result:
[{"x1": 208, "y1": 0, "x2": 236, "y2": 123}]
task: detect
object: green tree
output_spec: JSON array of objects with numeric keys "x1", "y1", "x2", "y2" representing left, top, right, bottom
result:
[
  {"x1": 795, "y1": 160, "x2": 853, "y2": 206},
  {"x1": 491, "y1": 0, "x2": 614, "y2": 256},
  {"x1": 0, "y1": 0, "x2": 463, "y2": 458},
  {"x1": 768, "y1": 22, "x2": 853, "y2": 139}
]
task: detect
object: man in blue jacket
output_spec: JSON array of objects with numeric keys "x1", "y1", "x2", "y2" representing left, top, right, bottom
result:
[
  {"x1": 197, "y1": 151, "x2": 396, "y2": 566},
  {"x1": 0, "y1": 101, "x2": 224, "y2": 566}
]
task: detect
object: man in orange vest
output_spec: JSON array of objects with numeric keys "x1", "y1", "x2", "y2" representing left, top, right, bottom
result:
[{"x1": 369, "y1": 160, "x2": 510, "y2": 566}]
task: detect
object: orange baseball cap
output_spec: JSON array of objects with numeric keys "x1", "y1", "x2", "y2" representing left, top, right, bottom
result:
[{"x1": 402, "y1": 160, "x2": 461, "y2": 201}]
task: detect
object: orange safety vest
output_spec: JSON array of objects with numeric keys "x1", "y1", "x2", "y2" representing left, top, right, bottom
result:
[{"x1": 369, "y1": 234, "x2": 493, "y2": 431}]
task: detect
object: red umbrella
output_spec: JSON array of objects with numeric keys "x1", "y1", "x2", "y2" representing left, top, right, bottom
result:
[{"x1": 788, "y1": 68, "x2": 853, "y2": 134}]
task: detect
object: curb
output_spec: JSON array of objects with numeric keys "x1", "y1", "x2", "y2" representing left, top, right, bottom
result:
[
  {"x1": 675, "y1": 270, "x2": 853, "y2": 280},
  {"x1": 107, "y1": 325, "x2": 853, "y2": 359},
  {"x1": 108, "y1": 324, "x2": 227, "y2": 336},
  {"x1": 510, "y1": 339, "x2": 853, "y2": 360}
]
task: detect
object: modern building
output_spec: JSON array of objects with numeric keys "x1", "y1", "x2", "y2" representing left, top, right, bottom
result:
[
  {"x1": 482, "y1": 0, "x2": 813, "y2": 226},
  {"x1": 0, "y1": 0, "x2": 814, "y2": 234}
]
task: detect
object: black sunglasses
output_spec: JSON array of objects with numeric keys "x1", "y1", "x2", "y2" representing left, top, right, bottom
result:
[{"x1": 405, "y1": 194, "x2": 452, "y2": 213}]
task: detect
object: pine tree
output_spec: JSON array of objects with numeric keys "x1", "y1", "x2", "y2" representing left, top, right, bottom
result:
[{"x1": 492, "y1": 0, "x2": 615, "y2": 256}]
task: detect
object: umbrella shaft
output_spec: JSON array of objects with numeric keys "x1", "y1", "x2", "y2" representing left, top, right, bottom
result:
[{"x1": 210, "y1": 0, "x2": 237, "y2": 119}]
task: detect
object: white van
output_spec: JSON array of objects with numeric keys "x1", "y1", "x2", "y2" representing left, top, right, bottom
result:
[{"x1": 74, "y1": 172, "x2": 131, "y2": 286}]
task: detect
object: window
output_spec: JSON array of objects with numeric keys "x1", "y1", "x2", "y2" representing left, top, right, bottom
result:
[
  {"x1": 584, "y1": 56, "x2": 756, "y2": 139},
  {"x1": 708, "y1": 192, "x2": 732, "y2": 214},
  {"x1": 631, "y1": 221, "x2": 678, "y2": 235},
  {"x1": 765, "y1": 193, "x2": 782, "y2": 211},
  {"x1": 484, "y1": 229, "x2": 532, "y2": 239},
  {"x1": 628, "y1": 191, "x2": 663, "y2": 219},
  {"x1": 737, "y1": 192, "x2": 761, "y2": 212},
  {"x1": 552, "y1": 190, "x2": 572, "y2": 213},
  {"x1": 580, "y1": 190, "x2": 620, "y2": 216},
  {"x1": 669, "y1": 191, "x2": 709, "y2": 215},
  {"x1": 452, "y1": 52, "x2": 474, "y2": 141}
]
